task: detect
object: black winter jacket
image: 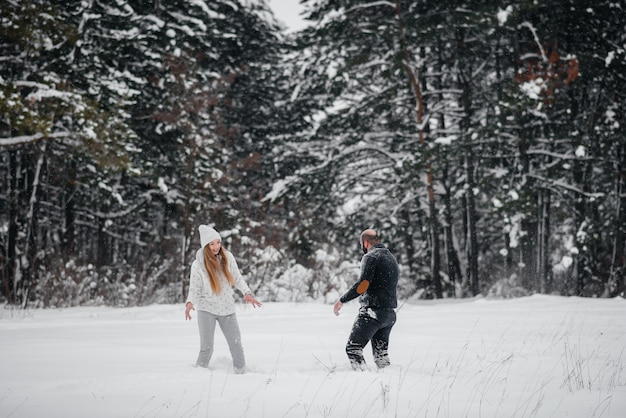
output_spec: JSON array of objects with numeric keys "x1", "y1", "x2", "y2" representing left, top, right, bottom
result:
[{"x1": 340, "y1": 244, "x2": 399, "y2": 309}]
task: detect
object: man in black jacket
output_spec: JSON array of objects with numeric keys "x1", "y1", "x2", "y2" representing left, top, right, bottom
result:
[{"x1": 334, "y1": 229, "x2": 399, "y2": 370}]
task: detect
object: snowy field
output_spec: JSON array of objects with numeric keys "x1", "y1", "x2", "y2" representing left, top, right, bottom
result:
[{"x1": 1, "y1": 295, "x2": 625, "y2": 418}]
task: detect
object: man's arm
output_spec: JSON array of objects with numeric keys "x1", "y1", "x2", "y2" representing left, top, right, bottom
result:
[{"x1": 339, "y1": 254, "x2": 376, "y2": 304}]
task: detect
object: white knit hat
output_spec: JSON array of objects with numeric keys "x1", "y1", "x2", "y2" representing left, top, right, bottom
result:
[{"x1": 199, "y1": 225, "x2": 221, "y2": 248}]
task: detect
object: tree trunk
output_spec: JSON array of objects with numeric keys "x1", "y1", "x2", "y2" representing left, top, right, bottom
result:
[
  {"x1": 437, "y1": 39, "x2": 462, "y2": 297},
  {"x1": 539, "y1": 190, "x2": 552, "y2": 293},
  {"x1": 180, "y1": 137, "x2": 196, "y2": 301},
  {"x1": 517, "y1": 130, "x2": 539, "y2": 292},
  {"x1": 96, "y1": 214, "x2": 112, "y2": 268},
  {"x1": 428, "y1": 177, "x2": 442, "y2": 299},
  {"x1": 5, "y1": 150, "x2": 19, "y2": 304},
  {"x1": 520, "y1": 197, "x2": 539, "y2": 292},
  {"x1": 465, "y1": 150, "x2": 480, "y2": 296},
  {"x1": 21, "y1": 143, "x2": 46, "y2": 307},
  {"x1": 609, "y1": 146, "x2": 625, "y2": 296},
  {"x1": 400, "y1": 208, "x2": 416, "y2": 275},
  {"x1": 62, "y1": 159, "x2": 77, "y2": 257},
  {"x1": 572, "y1": 153, "x2": 590, "y2": 296},
  {"x1": 454, "y1": 24, "x2": 480, "y2": 297},
  {"x1": 395, "y1": 0, "x2": 442, "y2": 298},
  {"x1": 442, "y1": 157, "x2": 462, "y2": 296}
]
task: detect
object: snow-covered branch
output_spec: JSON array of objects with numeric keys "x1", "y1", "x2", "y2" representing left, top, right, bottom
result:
[
  {"x1": 346, "y1": 1, "x2": 396, "y2": 13},
  {"x1": 527, "y1": 173, "x2": 604, "y2": 198},
  {"x1": 0, "y1": 131, "x2": 71, "y2": 147},
  {"x1": 88, "y1": 189, "x2": 161, "y2": 220},
  {"x1": 518, "y1": 22, "x2": 547, "y2": 62},
  {"x1": 525, "y1": 149, "x2": 577, "y2": 160}
]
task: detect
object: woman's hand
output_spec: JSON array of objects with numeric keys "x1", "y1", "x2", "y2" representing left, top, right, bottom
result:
[
  {"x1": 185, "y1": 302, "x2": 195, "y2": 320},
  {"x1": 333, "y1": 300, "x2": 343, "y2": 316},
  {"x1": 244, "y1": 293, "x2": 262, "y2": 308}
]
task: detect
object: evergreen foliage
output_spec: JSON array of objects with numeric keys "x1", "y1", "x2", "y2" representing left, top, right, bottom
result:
[{"x1": 1, "y1": 0, "x2": 624, "y2": 307}]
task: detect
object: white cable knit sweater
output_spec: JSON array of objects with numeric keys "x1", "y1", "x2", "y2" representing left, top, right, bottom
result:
[{"x1": 185, "y1": 248, "x2": 251, "y2": 315}]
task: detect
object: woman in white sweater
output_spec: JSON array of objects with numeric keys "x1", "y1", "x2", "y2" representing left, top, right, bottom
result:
[{"x1": 185, "y1": 225, "x2": 261, "y2": 374}]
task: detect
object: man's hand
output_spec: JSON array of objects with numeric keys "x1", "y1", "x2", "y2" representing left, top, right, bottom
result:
[
  {"x1": 333, "y1": 300, "x2": 343, "y2": 316},
  {"x1": 185, "y1": 302, "x2": 195, "y2": 320},
  {"x1": 245, "y1": 293, "x2": 262, "y2": 308}
]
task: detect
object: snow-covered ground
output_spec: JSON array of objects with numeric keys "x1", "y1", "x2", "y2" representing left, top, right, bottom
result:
[{"x1": 1, "y1": 295, "x2": 625, "y2": 417}]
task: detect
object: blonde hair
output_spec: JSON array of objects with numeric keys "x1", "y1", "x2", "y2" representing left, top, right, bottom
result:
[{"x1": 203, "y1": 245, "x2": 235, "y2": 294}]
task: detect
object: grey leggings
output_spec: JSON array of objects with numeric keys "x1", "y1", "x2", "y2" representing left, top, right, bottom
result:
[{"x1": 196, "y1": 310, "x2": 245, "y2": 372}]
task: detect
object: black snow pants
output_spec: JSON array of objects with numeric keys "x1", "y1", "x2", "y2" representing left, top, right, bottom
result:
[{"x1": 345, "y1": 306, "x2": 396, "y2": 370}]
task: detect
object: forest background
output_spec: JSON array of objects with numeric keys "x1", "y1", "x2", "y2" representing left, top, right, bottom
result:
[{"x1": 1, "y1": 0, "x2": 625, "y2": 308}]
